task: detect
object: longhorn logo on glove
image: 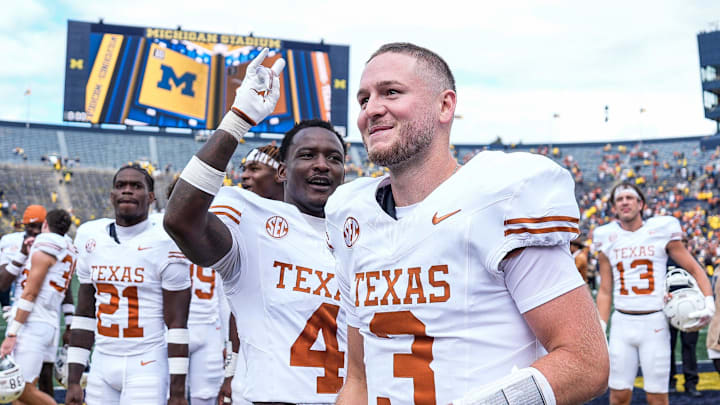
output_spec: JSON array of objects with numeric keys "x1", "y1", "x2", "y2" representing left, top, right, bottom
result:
[{"x1": 252, "y1": 88, "x2": 269, "y2": 102}]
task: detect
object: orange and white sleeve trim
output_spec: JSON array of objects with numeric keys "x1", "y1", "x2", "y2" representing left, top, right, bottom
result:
[
  {"x1": 210, "y1": 205, "x2": 242, "y2": 225},
  {"x1": 503, "y1": 216, "x2": 580, "y2": 237},
  {"x1": 168, "y1": 251, "x2": 187, "y2": 260}
]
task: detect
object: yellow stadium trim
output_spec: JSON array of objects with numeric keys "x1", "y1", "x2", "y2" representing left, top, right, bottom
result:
[
  {"x1": 286, "y1": 49, "x2": 300, "y2": 123},
  {"x1": 122, "y1": 37, "x2": 146, "y2": 123}
]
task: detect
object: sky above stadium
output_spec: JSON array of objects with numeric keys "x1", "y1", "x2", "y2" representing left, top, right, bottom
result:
[{"x1": 2, "y1": 0, "x2": 720, "y2": 145}]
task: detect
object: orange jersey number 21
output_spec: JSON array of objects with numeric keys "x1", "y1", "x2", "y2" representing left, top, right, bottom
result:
[
  {"x1": 290, "y1": 302, "x2": 344, "y2": 393},
  {"x1": 96, "y1": 282, "x2": 144, "y2": 338}
]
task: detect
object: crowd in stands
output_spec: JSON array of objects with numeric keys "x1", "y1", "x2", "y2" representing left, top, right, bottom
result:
[{"x1": 4, "y1": 119, "x2": 720, "y2": 279}]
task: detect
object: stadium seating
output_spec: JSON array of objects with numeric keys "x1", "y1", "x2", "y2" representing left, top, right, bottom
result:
[{"x1": 0, "y1": 119, "x2": 716, "y2": 239}]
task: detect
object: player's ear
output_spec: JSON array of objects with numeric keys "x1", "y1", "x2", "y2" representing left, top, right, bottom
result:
[
  {"x1": 274, "y1": 170, "x2": 283, "y2": 184},
  {"x1": 277, "y1": 163, "x2": 287, "y2": 183},
  {"x1": 149, "y1": 191, "x2": 156, "y2": 203},
  {"x1": 438, "y1": 89, "x2": 456, "y2": 125}
]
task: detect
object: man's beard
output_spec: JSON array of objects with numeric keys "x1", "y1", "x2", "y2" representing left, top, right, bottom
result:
[{"x1": 365, "y1": 114, "x2": 436, "y2": 169}]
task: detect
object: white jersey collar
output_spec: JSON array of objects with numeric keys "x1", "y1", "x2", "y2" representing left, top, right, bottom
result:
[{"x1": 112, "y1": 218, "x2": 152, "y2": 243}]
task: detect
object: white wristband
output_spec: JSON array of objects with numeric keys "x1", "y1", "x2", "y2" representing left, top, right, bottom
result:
[
  {"x1": 11, "y1": 251, "x2": 27, "y2": 266},
  {"x1": 167, "y1": 328, "x2": 189, "y2": 345},
  {"x1": 217, "y1": 110, "x2": 252, "y2": 142},
  {"x1": 452, "y1": 367, "x2": 555, "y2": 405},
  {"x1": 7, "y1": 320, "x2": 22, "y2": 336},
  {"x1": 6, "y1": 261, "x2": 23, "y2": 276},
  {"x1": 67, "y1": 347, "x2": 91, "y2": 366},
  {"x1": 17, "y1": 298, "x2": 34, "y2": 313},
  {"x1": 224, "y1": 352, "x2": 238, "y2": 377},
  {"x1": 63, "y1": 303, "x2": 75, "y2": 314},
  {"x1": 72, "y1": 316, "x2": 96, "y2": 332},
  {"x1": 168, "y1": 357, "x2": 189, "y2": 375},
  {"x1": 65, "y1": 315, "x2": 73, "y2": 327},
  {"x1": 179, "y1": 156, "x2": 226, "y2": 196}
]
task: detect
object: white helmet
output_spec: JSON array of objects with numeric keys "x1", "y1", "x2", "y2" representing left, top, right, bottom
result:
[
  {"x1": 0, "y1": 356, "x2": 25, "y2": 402},
  {"x1": 54, "y1": 346, "x2": 88, "y2": 388},
  {"x1": 663, "y1": 267, "x2": 706, "y2": 332}
]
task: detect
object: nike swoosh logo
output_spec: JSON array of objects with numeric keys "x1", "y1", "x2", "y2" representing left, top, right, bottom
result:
[
  {"x1": 654, "y1": 328, "x2": 663, "y2": 333},
  {"x1": 137, "y1": 246, "x2": 152, "y2": 251},
  {"x1": 432, "y1": 209, "x2": 461, "y2": 225},
  {"x1": 140, "y1": 360, "x2": 156, "y2": 366}
]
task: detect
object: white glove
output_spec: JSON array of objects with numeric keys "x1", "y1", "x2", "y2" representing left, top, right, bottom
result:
[
  {"x1": 218, "y1": 48, "x2": 285, "y2": 141},
  {"x1": 687, "y1": 295, "x2": 716, "y2": 329}
]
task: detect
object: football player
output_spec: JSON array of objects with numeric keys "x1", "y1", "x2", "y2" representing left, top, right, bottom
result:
[
  {"x1": 325, "y1": 42, "x2": 608, "y2": 405},
  {"x1": 0, "y1": 204, "x2": 67, "y2": 398},
  {"x1": 221, "y1": 145, "x2": 284, "y2": 404},
  {"x1": 65, "y1": 165, "x2": 192, "y2": 405},
  {"x1": 0, "y1": 208, "x2": 76, "y2": 405},
  {"x1": 240, "y1": 144, "x2": 284, "y2": 201},
  {"x1": 0, "y1": 205, "x2": 46, "y2": 289},
  {"x1": 164, "y1": 49, "x2": 348, "y2": 404},
  {"x1": 163, "y1": 178, "x2": 229, "y2": 405},
  {"x1": 594, "y1": 182, "x2": 714, "y2": 405}
]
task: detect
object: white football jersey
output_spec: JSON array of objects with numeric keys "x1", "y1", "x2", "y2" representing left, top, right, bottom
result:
[
  {"x1": 74, "y1": 219, "x2": 191, "y2": 356},
  {"x1": 188, "y1": 264, "x2": 223, "y2": 325},
  {"x1": 0, "y1": 232, "x2": 24, "y2": 266},
  {"x1": 0, "y1": 232, "x2": 28, "y2": 302},
  {"x1": 592, "y1": 216, "x2": 682, "y2": 312},
  {"x1": 325, "y1": 151, "x2": 584, "y2": 405},
  {"x1": 20, "y1": 232, "x2": 77, "y2": 326},
  {"x1": 210, "y1": 187, "x2": 346, "y2": 403}
]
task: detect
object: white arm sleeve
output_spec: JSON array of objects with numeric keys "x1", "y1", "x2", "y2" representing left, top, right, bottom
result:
[
  {"x1": 160, "y1": 261, "x2": 192, "y2": 291},
  {"x1": 501, "y1": 244, "x2": 585, "y2": 314},
  {"x1": 210, "y1": 224, "x2": 243, "y2": 295}
]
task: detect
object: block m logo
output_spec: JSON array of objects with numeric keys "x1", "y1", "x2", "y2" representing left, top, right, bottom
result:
[
  {"x1": 70, "y1": 59, "x2": 84, "y2": 70},
  {"x1": 157, "y1": 65, "x2": 196, "y2": 97}
]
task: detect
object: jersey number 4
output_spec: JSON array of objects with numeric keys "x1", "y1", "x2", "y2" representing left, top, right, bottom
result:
[
  {"x1": 95, "y1": 283, "x2": 144, "y2": 338},
  {"x1": 290, "y1": 302, "x2": 344, "y2": 394},
  {"x1": 616, "y1": 259, "x2": 654, "y2": 295}
]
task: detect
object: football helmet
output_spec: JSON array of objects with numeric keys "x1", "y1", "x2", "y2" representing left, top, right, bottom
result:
[
  {"x1": 54, "y1": 346, "x2": 88, "y2": 388},
  {"x1": 663, "y1": 267, "x2": 706, "y2": 332},
  {"x1": 0, "y1": 356, "x2": 25, "y2": 402}
]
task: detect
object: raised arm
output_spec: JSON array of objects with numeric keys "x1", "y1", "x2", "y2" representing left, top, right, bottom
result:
[{"x1": 164, "y1": 48, "x2": 285, "y2": 267}]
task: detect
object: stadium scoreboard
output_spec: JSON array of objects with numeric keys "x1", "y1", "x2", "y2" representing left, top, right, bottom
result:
[{"x1": 63, "y1": 20, "x2": 350, "y2": 135}]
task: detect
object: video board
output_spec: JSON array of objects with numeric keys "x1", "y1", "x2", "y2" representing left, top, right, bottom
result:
[{"x1": 63, "y1": 21, "x2": 350, "y2": 134}]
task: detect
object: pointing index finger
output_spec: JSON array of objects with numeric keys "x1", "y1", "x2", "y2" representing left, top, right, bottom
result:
[{"x1": 247, "y1": 48, "x2": 269, "y2": 71}]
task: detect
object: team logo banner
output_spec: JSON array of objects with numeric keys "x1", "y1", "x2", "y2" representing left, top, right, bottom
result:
[{"x1": 63, "y1": 20, "x2": 349, "y2": 134}]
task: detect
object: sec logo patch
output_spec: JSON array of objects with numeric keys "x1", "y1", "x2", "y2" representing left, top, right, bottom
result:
[
  {"x1": 85, "y1": 239, "x2": 96, "y2": 253},
  {"x1": 266, "y1": 216, "x2": 289, "y2": 239},
  {"x1": 344, "y1": 217, "x2": 360, "y2": 247}
]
